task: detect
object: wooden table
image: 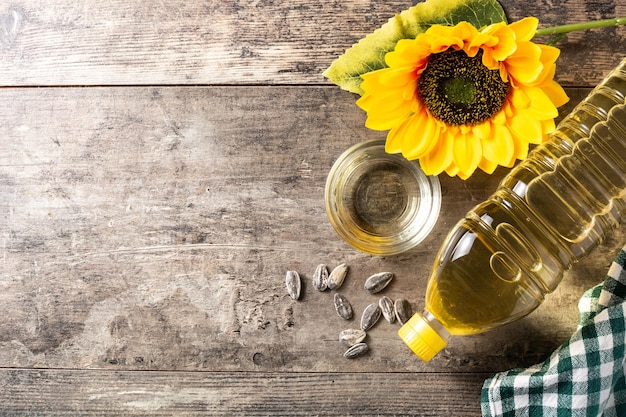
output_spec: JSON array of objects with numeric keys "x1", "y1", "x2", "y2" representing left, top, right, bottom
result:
[{"x1": 1, "y1": 0, "x2": 624, "y2": 415}]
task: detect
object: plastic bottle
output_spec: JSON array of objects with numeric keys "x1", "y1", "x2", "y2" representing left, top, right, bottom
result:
[{"x1": 398, "y1": 58, "x2": 626, "y2": 362}]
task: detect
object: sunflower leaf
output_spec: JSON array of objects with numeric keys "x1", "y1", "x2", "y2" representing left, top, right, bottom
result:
[{"x1": 323, "y1": 0, "x2": 507, "y2": 95}]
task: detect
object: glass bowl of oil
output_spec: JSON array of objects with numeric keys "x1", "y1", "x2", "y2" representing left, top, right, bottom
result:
[{"x1": 325, "y1": 139, "x2": 441, "y2": 256}]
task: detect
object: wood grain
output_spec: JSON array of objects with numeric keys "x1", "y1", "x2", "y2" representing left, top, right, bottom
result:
[
  {"x1": 1, "y1": 86, "x2": 623, "y2": 377},
  {"x1": 0, "y1": 0, "x2": 624, "y2": 86},
  {"x1": 0, "y1": 369, "x2": 490, "y2": 416},
  {"x1": 2, "y1": 0, "x2": 626, "y2": 414}
]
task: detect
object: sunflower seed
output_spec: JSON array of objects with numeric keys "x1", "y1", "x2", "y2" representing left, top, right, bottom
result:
[
  {"x1": 334, "y1": 293, "x2": 353, "y2": 320},
  {"x1": 364, "y1": 272, "x2": 394, "y2": 294},
  {"x1": 339, "y1": 329, "x2": 367, "y2": 347},
  {"x1": 328, "y1": 263, "x2": 348, "y2": 290},
  {"x1": 360, "y1": 303, "x2": 382, "y2": 331},
  {"x1": 394, "y1": 298, "x2": 412, "y2": 325},
  {"x1": 344, "y1": 342, "x2": 368, "y2": 359},
  {"x1": 285, "y1": 270, "x2": 301, "y2": 300},
  {"x1": 379, "y1": 296, "x2": 396, "y2": 324},
  {"x1": 312, "y1": 264, "x2": 329, "y2": 292}
]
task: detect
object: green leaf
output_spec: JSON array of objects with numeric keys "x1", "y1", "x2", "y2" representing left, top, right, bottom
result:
[{"x1": 323, "y1": 0, "x2": 507, "y2": 95}]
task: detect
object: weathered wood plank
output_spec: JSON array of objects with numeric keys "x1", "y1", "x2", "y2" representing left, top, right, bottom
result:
[
  {"x1": 2, "y1": 0, "x2": 624, "y2": 413},
  {"x1": 1, "y1": 86, "x2": 623, "y2": 375},
  {"x1": 0, "y1": 0, "x2": 624, "y2": 86},
  {"x1": 0, "y1": 369, "x2": 489, "y2": 416}
]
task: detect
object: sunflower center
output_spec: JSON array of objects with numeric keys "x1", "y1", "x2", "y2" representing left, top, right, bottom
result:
[
  {"x1": 417, "y1": 49, "x2": 509, "y2": 126},
  {"x1": 443, "y1": 77, "x2": 476, "y2": 106}
]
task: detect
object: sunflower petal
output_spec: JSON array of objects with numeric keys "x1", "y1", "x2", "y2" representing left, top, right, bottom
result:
[
  {"x1": 402, "y1": 111, "x2": 440, "y2": 159},
  {"x1": 478, "y1": 157, "x2": 499, "y2": 175},
  {"x1": 538, "y1": 44, "x2": 560, "y2": 66},
  {"x1": 445, "y1": 164, "x2": 460, "y2": 178},
  {"x1": 385, "y1": 117, "x2": 412, "y2": 154},
  {"x1": 482, "y1": 25, "x2": 517, "y2": 62},
  {"x1": 356, "y1": 87, "x2": 396, "y2": 109},
  {"x1": 425, "y1": 24, "x2": 466, "y2": 52},
  {"x1": 471, "y1": 121, "x2": 491, "y2": 139},
  {"x1": 481, "y1": 124, "x2": 515, "y2": 166},
  {"x1": 467, "y1": 32, "x2": 493, "y2": 57},
  {"x1": 509, "y1": 109, "x2": 543, "y2": 143},
  {"x1": 508, "y1": 17, "x2": 538, "y2": 42},
  {"x1": 531, "y1": 61, "x2": 556, "y2": 87},
  {"x1": 542, "y1": 80, "x2": 569, "y2": 108},
  {"x1": 541, "y1": 118, "x2": 556, "y2": 137},
  {"x1": 509, "y1": 88, "x2": 530, "y2": 110},
  {"x1": 358, "y1": 69, "x2": 387, "y2": 92},
  {"x1": 452, "y1": 132, "x2": 482, "y2": 178},
  {"x1": 524, "y1": 86, "x2": 559, "y2": 119},
  {"x1": 512, "y1": 138, "x2": 530, "y2": 160},
  {"x1": 364, "y1": 110, "x2": 412, "y2": 130},
  {"x1": 506, "y1": 42, "x2": 543, "y2": 83},
  {"x1": 385, "y1": 108, "x2": 433, "y2": 155},
  {"x1": 420, "y1": 130, "x2": 454, "y2": 176},
  {"x1": 386, "y1": 39, "x2": 431, "y2": 68},
  {"x1": 456, "y1": 169, "x2": 473, "y2": 180},
  {"x1": 527, "y1": 46, "x2": 561, "y2": 87},
  {"x1": 379, "y1": 67, "x2": 418, "y2": 87},
  {"x1": 358, "y1": 92, "x2": 414, "y2": 130}
]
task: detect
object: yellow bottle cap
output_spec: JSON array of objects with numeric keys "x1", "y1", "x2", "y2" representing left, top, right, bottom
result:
[{"x1": 398, "y1": 312, "x2": 447, "y2": 362}]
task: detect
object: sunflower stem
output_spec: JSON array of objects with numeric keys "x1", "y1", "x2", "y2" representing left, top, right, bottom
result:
[{"x1": 535, "y1": 16, "x2": 626, "y2": 37}]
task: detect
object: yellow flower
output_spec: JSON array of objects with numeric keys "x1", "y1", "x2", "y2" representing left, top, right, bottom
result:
[{"x1": 356, "y1": 17, "x2": 569, "y2": 179}]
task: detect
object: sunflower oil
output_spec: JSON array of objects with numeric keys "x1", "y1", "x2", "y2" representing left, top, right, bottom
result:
[
  {"x1": 399, "y1": 58, "x2": 626, "y2": 362},
  {"x1": 325, "y1": 139, "x2": 441, "y2": 256}
]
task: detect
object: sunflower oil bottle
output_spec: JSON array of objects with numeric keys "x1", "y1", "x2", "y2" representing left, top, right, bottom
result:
[{"x1": 399, "y1": 58, "x2": 626, "y2": 362}]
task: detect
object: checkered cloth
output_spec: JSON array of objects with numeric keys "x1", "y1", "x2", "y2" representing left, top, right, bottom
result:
[{"x1": 482, "y1": 244, "x2": 626, "y2": 417}]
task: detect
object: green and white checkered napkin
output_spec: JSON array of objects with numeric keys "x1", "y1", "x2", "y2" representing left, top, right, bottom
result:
[{"x1": 482, "y1": 244, "x2": 626, "y2": 417}]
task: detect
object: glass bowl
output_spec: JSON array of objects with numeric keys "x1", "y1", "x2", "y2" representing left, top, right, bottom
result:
[{"x1": 325, "y1": 139, "x2": 441, "y2": 256}]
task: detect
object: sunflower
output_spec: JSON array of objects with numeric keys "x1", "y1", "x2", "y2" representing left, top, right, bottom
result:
[{"x1": 356, "y1": 17, "x2": 569, "y2": 179}]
